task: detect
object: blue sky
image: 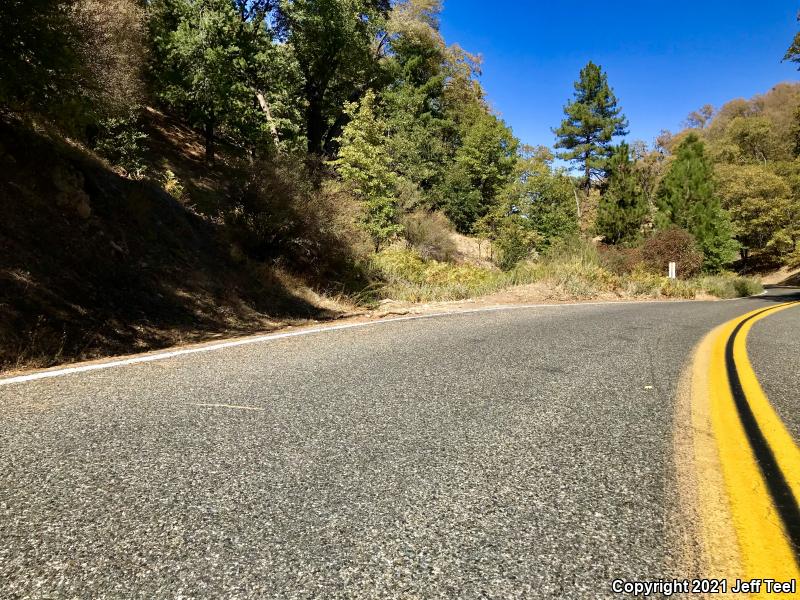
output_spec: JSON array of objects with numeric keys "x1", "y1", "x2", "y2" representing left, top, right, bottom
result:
[{"x1": 438, "y1": 1, "x2": 800, "y2": 150}]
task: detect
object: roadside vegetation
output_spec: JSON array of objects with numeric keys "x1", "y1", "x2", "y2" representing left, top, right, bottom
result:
[
  {"x1": 370, "y1": 238, "x2": 762, "y2": 304},
  {"x1": 0, "y1": 0, "x2": 787, "y2": 370}
]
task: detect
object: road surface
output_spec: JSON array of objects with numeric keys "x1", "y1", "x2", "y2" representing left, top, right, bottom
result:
[{"x1": 1, "y1": 289, "x2": 798, "y2": 598}]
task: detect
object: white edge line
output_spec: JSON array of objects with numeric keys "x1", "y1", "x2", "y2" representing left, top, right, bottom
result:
[
  {"x1": 191, "y1": 403, "x2": 266, "y2": 411},
  {"x1": 0, "y1": 293, "x2": 771, "y2": 387}
]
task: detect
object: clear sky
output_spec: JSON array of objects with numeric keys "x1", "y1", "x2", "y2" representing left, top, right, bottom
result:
[{"x1": 438, "y1": 1, "x2": 800, "y2": 150}]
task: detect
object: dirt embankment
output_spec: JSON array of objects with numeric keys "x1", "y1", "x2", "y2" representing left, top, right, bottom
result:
[
  {"x1": 0, "y1": 115, "x2": 353, "y2": 372},
  {"x1": 760, "y1": 266, "x2": 800, "y2": 287}
]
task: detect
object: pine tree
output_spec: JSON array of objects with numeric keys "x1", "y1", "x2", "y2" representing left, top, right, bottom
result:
[
  {"x1": 784, "y1": 11, "x2": 800, "y2": 69},
  {"x1": 656, "y1": 134, "x2": 738, "y2": 271},
  {"x1": 595, "y1": 143, "x2": 648, "y2": 245},
  {"x1": 553, "y1": 61, "x2": 628, "y2": 194}
]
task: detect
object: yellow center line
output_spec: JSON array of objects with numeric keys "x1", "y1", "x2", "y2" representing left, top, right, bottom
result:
[
  {"x1": 734, "y1": 306, "x2": 800, "y2": 505},
  {"x1": 689, "y1": 301, "x2": 800, "y2": 594}
]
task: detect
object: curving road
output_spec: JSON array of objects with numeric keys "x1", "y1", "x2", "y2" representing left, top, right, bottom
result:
[{"x1": 1, "y1": 289, "x2": 798, "y2": 598}]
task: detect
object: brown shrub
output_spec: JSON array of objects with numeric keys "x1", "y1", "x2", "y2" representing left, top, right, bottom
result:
[
  {"x1": 401, "y1": 210, "x2": 457, "y2": 262},
  {"x1": 599, "y1": 245, "x2": 643, "y2": 275},
  {"x1": 72, "y1": 0, "x2": 146, "y2": 115},
  {"x1": 640, "y1": 227, "x2": 704, "y2": 278},
  {"x1": 224, "y1": 159, "x2": 371, "y2": 289}
]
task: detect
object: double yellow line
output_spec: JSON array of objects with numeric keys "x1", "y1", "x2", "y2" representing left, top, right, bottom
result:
[{"x1": 689, "y1": 302, "x2": 800, "y2": 587}]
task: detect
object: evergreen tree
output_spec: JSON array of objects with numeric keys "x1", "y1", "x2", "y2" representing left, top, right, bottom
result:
[
  {"x1": 0, "y1": 0, "x2": 81, "y2": 110},
  {"x1": 334, "y1": 91, "x2": 403, "y2": 250},
  {"x1": 442, "y1": 110, "x2": 518, "y2": 233},
  {"x1": 148, "y1": 0, "x2": 270, "y2": 161},
  {"x1": 656, "y1": 134, "x2": 737, "y2": 271},
  {"x1": 383, "y1": 80, "x2": 450, "y2": 200},
  {"x1": 382, "y1": 0, "x2": 452, "y2": 202},
  {"x1": 595, "y1": 143, "x2": 648, "y2": 245},
  {"x1": 553, "y1": 61, "x2": 628, "y2": 193},
  {"x1": 785, "y1": 12, "x2": 800, "y2": 69}
]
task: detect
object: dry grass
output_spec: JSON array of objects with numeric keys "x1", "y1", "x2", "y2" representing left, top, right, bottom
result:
[
  {"x1": 449, "y1": 231, "x2": 496, "y2": 267},
  {"x1": 370, "y1": 243, "x2": 763, "y2": 304}
]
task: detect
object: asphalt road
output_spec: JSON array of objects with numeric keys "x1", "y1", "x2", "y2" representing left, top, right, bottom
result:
[
  {"x1": 748, "y1": 297, "x2": 800, "y2": 442},
  {"x1": 1, "y1": 289, "x2": 798, "y2": 599}
]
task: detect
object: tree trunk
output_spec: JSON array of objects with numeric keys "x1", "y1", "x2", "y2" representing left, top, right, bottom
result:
[
  {"x1": 584, "y1": 151, "x2": 591, "y2": 195},
  {"x1": 254, "y1": 89, "x2": 281, "y2": 150},
  {"x1": 305, "y1": 85, "x2": 326, "y2": 156},
  {"x1": 324, "y1": 87, "x2": 368, "y2": 155}
]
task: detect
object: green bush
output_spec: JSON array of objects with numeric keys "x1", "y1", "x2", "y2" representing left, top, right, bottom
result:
[
  {"x1": 698, "y1": 274, "x2": 763, "y2": 299},
  {"x1": 733, "y1": 278, "x2": 762, "y2": 297},
  {"x1": 93, "y1": 113, "x2": 148, "y2": 176},
  {"x1": 494, "y1": 219, "x2": 538, "y2": 270}
]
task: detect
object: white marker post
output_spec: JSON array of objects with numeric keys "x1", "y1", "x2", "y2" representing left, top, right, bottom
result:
[{"x1": 668, "y1": 262, "x2": 677, "y2": 280}]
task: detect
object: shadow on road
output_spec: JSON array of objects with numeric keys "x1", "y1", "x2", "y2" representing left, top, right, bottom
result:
[{"x1": 755, "y1": 287, "x2": 800, "y2": 303}]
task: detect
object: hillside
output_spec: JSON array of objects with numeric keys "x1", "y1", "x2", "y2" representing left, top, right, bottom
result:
[{"x1": 0, "y1": 114, "x2": 346, "y2": 372}]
